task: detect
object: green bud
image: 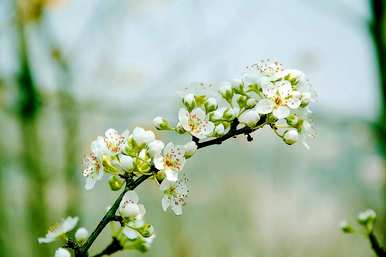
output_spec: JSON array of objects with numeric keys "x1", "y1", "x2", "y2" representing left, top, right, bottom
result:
[
  {"x1": 183, "y1": 93, "x2": 196, "y2": 111},
  {"x1": 219, "y1": 82, "x2": 234, "y2": 103},
  {"x1": 205, "y1": 97, "x2": 218, "y2": 112},
  {"x1": 339, "y1": 221, "x2": 354, "y2": 234},
  {"x1": 153, "y1": 116, "x2": 171, "y2": 130},
  {"x1": 231, "y1": 79, "x2": 244, "y2": 94},
  {"x1": 223, "y1": 108, "x2": 236, "y2": 120},
  {"x1": 286, "y1": 113, "x2": 299, "y2": 127},
  {"x1": 236, "y1": 95, "x2": 248, "y2": 108},
  {"x1": 109, "y1": 175, "x2": 125, "y2": 191},
  {"x1": 175, "y1": 122, "x2": 186, "y2": 134}
]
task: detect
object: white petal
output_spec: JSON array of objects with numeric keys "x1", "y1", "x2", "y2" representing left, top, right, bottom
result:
[
  {"x1": 165, "y1": 169, "x2": 178, "y2": 182},
  {"x1": 62, "y1": 217, "x2": 79, "y2": 232},
  {"x1": 38, "y1": 237, "x2": 55, "y2": 244},
  {"x1": 273, "y1": 106, "x2": 290, "y2": 119},
  {"x1": 277, "y1": 81, "x2": 292, "y2": 98},
  {"x1": 191, "y1": 107, "x2": 206, "y2": 119},
  {"x1": 123, "y1": 191, "x2": 139, "y2": 204},
  {"x1": 85, "y1": 177, "x2": 96, "y2": 190},
  {"x1": 160, "y1": 178, "x2": 172, "y2": 191},
  {"x1": 161, "y1": 196, "x2": 171, "y2": 211},
  {"x1": 256, "y1": 99, "x2": 274, "y2": 114},
  {"x1": 154, "y1": 156, "x2": 164, "y2": 170},
  {"x1": 163, "y1": 142, "x2": 174, "y2": 154},
  {"x1": 171, "y1": 202, "x2": 183, "y2": 215},
  {"x1": 261, "y1": 82, "x2": 277, "y2": 97},
  {"x1": 178, "y1": 108, "x2": 190, "y2": 131},
  {"x1": 122, "y1": 227, "x2": 138, "y2": 240},
  {"x1": 286, "y1": 96, "x2": 301, "y2": 109}
]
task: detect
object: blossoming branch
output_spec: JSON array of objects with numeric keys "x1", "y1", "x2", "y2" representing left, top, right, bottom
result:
[{"x1": 38, "y1": 60, "x2": 316, "y2": 257}]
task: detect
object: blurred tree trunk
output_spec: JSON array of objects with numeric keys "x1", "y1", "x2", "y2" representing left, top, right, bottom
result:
[
  {"x1": 14, "y1": 2, "x2": 50, "y2": 256},
  {"x1": 369, "y1": 0, "x2": 386, "y2": 241}
]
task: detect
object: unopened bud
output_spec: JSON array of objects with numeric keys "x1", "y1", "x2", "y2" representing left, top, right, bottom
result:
[
  {"x1": 205, "y1": 97, "x2": 218, "y2": 112},
  {"x1": 283, "y1": 129, "x2": 299, "y2": 145},
  {"x1": 339, "y1": 221, "x2": 353, "y2": 234},
  {"x1": 219, "y1": 82, "x2": 233, "y2": 102},
  {"x1": 54, "y1": 248, "x2": 71, "y2": 257},
  {"x1": 246, "y1": 98, "x2": 257, "y2": 108},
  {"x1": 223, "y1": 108, "x2": 236, "y2": 120},
  {"x1": 183, "y1": 93, "x2": 196, "y2": 111},
  {"x1": 75, "y1": 227, "x2": 89, "y2": 242},
  {"x1": 184, "y1": 141, "x2": 197, "y2": 159},
  {"x1": 109, "y1": 175, "x2": 125, "y2": 191},
  {"x1": 236, "y1": 95, "x2": 248, "y2": 108},
  {"x1": 153, "y1": 116, "x2": 171, "y2": 130},
  {"x1": 239, "y1": 110, "x2": 260, "y2": 127},
  {"x1": 214, "y1": 124, "x2": 225, "y2": 136}
]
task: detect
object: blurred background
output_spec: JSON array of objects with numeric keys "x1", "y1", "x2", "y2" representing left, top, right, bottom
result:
[{"x1": 0, "y1": 0, "x2": 385, "y2": 256}]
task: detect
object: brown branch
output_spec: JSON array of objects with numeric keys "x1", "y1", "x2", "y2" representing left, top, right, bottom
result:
[{"x1": 74, "y1": 115, "x2": 268, "y2": 257}]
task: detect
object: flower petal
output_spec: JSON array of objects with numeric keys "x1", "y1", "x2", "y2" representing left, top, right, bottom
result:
[
  {"x1": 256, "y1": 99, "x2": 274, "y2": 114},
  {"x1": 277, "y1": 81, "x2": 292, "y2": 98},
  {"x1": 161, "y1": 196, "x2": 171, "y2": 211},
  {"x1": 165, "y1": 169, "x2": 178, "y2": 182},
  {"x1": 273, "y1": 106, "x2": 290, "y2": 119}
]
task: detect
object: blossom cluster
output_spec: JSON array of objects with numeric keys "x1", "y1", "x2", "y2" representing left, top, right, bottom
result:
[{"x1": 39, "y1": 61, "x2": 316, "y2": 256}]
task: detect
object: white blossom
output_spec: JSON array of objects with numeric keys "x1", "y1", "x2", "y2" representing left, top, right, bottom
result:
[
  {"x1": 38, "y1": 217, "x2": 78, "y2": 243},
  {"x1": 178, "y1": 108, "x2": 215, "y2": 139},
  {"x1": 54, "y1": 248, "x2": 71, "y2": 257},
  {"x1": 160, "y1": 177, "x2": 189, "y2": 215},
  {"x1": 82, "y1": 152, "x2": 104, "y2": 190},
  {"x1": 119, "y1": 191, "x2": 146, "y2": 219},
  {"x1": 154, "y1": 143, "x2": 185, "y2": 182}
]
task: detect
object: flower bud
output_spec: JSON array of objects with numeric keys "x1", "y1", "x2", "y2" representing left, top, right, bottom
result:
[
  {"x1": 223, "y1": 108, "x2": 236, "y2": 120},
  {"x1": 283, "y1": 129, "x2": 299, "y2": 145},
  {"x1": 133, "y1": 127, "x2": 155, "y2": 145},
  {"x1": 138, "y1": 224, "x2": 155, "y2": 238},
  {"x1": 286, "y1": 113, "x2": 299, "y2": 127},
  {"x1": 211, "y1": 109, "x2": 224, "y2": 121},
  {"x1": 219, "y1": 82, "x2": 233, "y2": 102},
  {"x1": 175, "y1": 122, "x2": 186, "y2": 134},
  {"x1": 358, "y1": 209, "x2": 376, "y2": 226},
  {"x1": 231, "y1": 79, "x2": 244, "y2": 93},
  {"x1": 184, "y1": 141, "x2": 197, "y2": 159},
  {"x1": 119, "y1": 154, "x2": 134, "y2": 171},
  {"x1": 246, "y1": 98, "x2": 256, "y2": 108},
  {"x1": 214, "y1": 124, "x2": 225, "y2": 136},
  {"x1": 339, "y1": 221, "x2": 353, "y2": 234},
  {"x1": 236, "y1": 95, "x2": 248, "y2": 108},
  {"x1": 109, "y1": 175, "x2": 124, "y2": 191},
  {"x1": 205, "y1": 97, "x2": 218, "y2": 112},
  {"x1": 148, "y1": 140, "x2": 165, "y2": 157},
  {"x1": 120, "y1": 203, "x2": 140, "y2": 218},
  {"x1": 183, "y1": 93, "x2": 196, "y2": 111},
  {"x1": 239, "y1": 110, "x2": 260, "y2": 127},
  {"x1": 301, "y1": 92, "x2": 312, "y2": 107},
  {"x1": 75, "y1": 227, "x2": 89, "y2": 242},
  {"x1": 153, "y1": 116, "x2": 170, "y2": 130},
  {"x1": 54, "y1": 248, "x2": 71, "y2": 257}
]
